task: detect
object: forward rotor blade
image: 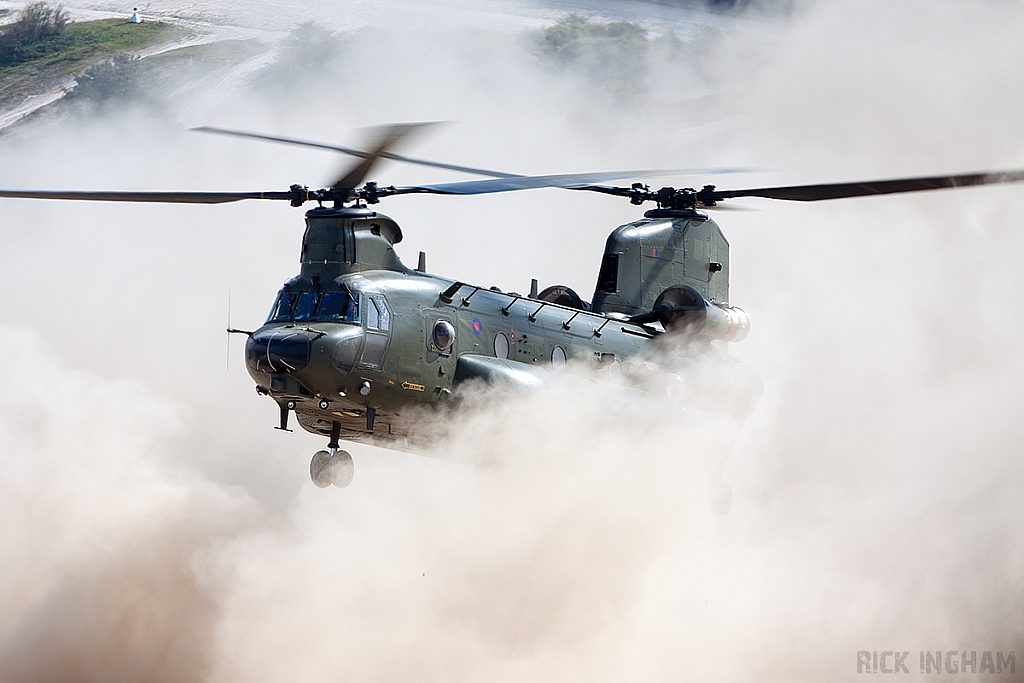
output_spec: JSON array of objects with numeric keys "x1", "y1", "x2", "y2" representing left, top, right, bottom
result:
[
  {"x1": 0, "y1": 189, "x2": 294, "y2": 203},
  {"x1": 704, "y1": 203, "x2": 758, "y2": 212},
  {"x1": 710, "y1": 169, "x2": 1024, "y2": 203},
  {"x1": 191, "y1": 125, "x2": 521, "y2": 179},
  {"x1": 192, "y1": 126, "x2": 368, "y2": 156},
  {"x1": 391, "y1": 168, "x2": 751, "y2": 196},
  {"x1": 332, "y1": 123, "x2": 433, "y2": 191}
]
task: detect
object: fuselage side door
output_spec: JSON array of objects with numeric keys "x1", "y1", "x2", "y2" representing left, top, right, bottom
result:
[{"x1": 356, "y1": 294, "x2": 395, "y2": 398}]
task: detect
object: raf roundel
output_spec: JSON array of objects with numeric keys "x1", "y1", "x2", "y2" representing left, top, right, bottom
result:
[{"x1": 472, "y1": 318, "x2": 482, "y2": 335}]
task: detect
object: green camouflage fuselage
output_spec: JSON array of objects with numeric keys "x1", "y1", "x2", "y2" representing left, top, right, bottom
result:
[{"x1": 244, "y1": 206, "x2": 749, "y2": 445}]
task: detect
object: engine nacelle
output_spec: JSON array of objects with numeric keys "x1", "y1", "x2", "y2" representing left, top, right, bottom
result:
[
  {"x1": 704, "y1": 300, "x2": 750, "y2": 342},
  {"x1": 651, "y1": 285, "x2": 750, "y2": 342}
]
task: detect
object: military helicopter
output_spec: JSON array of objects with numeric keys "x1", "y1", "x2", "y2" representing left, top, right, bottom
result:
[{"x1": 3, "y1": 122, "x2": 1024, "y2": 488}]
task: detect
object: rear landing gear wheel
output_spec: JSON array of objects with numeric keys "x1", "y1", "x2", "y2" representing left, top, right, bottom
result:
[{"x1": 309, "y1": 449, "x2": 355, "y2": 488}]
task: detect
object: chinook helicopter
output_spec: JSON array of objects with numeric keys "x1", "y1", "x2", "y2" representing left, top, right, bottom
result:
[{"x1": 3, "y1": 123, "x2": 1024, "y2": 488}]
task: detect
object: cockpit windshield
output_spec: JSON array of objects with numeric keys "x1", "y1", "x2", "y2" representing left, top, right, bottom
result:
[
  {"x1": 292, "y1": 291, "x2": 320, "y2": 322},
  {"x1": 316, "y1": 291, "x2": 360, "y2": 323},
  {"x1": 268, "y1": 291, "x2": 300, "y2": 322},
  {"x1": 267, "y1": 288, "x2": 360, "y2": 324}
]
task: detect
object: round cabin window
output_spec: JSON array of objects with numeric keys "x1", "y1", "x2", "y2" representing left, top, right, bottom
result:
[
  {"x1": 493, "y1": 332, "x2": 509, "y2": 359},
  {"x1": 432, "y1": 320, "x2": 455, "y2": 351},
  {"x1": 551, "y1": 345, "x2": 567, "y2": 371}
]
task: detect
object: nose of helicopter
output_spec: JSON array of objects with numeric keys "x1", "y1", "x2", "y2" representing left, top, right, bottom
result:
[{"x1": 246, "y1": 328, "x2": 312, "y2": 374}]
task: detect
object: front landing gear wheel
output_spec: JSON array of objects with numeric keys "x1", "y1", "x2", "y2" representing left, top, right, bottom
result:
[
  {"x1": 310, "y1": 449, "x2": 355, "y2": 488},
  {"x1": 310, "y1": 450, "x2": 333, "y2": 488},
  {"x1": 329, "y1": 450, "x2": 354, "y2": 488}
]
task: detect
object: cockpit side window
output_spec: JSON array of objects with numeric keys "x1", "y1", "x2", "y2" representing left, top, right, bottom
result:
[
  {"x1": 366, "y1": 297, "x2": 380, "y2": 329},
  {"x1": 363, "y1": 296, "x2": 391, "y2": 331},
  {"x1": 375, "y1": 298, "x2": 391, "y2": 331}
]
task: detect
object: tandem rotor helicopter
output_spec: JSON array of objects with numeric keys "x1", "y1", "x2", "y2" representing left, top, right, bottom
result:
[{"x1": 3, "y1": 123, "x2": 1024, "y2": 488}]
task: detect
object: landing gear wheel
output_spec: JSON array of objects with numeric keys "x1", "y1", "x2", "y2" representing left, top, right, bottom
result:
[
  {"x1": 309, "y1": 449, "x2": 355, "y2": 488},
  {"x1": 310, "y1": 450, "x2": 334, "y2": 488},
  {"x1": 330, "y1": 450, "x2": 354, "y2": 488}
]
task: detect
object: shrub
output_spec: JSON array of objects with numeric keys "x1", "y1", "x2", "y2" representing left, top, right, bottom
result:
[
  {"x1": 0, "y1": 2, "x2": 68, "y2": 65},
  {"x1": 533, "y1": 14, "x2": 648, "y2": 65},
  {"x1": 531, "y1": 14, "x2": 651, "y2": 101}
]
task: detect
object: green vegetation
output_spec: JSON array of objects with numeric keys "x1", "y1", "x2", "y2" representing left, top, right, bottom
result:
[
  {"x1": 533, "y1": 13, "x2": 649, "y2": 64},
  {"x1": 530, "y1": 14, "x2": 725, "y2": 103},
  {"x1": 0, "y1": 4, "x2": 173, "y2": 74},
  {"x1": 531, "y1": 15, "x2": 653, "y2": 101},
  {"x1": 0, "y1": 2, "x2": 68, "y2": 66}
]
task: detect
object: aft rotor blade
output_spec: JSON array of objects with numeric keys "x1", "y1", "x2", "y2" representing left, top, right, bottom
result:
[
  {"x1": 0, "y1": 189, "x2": 295, "y2": 203},
  {"x1": 710, "y1": 169, "x2": 1024, "y2": 203},
  {"x1": 391, "y1": 168, "x2": 751, "y2": 196},
  {"x1": 191, "y1": 125, "x2": 521, "y2": 179}
]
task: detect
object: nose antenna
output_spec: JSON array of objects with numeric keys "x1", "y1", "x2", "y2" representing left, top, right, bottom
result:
[{"x1": 226, "y1": 290, "x2": 231, "y2": 372}]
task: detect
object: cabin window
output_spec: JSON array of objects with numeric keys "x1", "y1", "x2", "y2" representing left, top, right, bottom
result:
[
  {"x1": 596, "y1": 253, "x2": 619, "y2": 293},
  {"x1": 551, "y1": 345, "x2": 567, "y2": 371},
  {"x1": 432, "y1": 320, "x2": 455, "y2": 351},
  {"x1": 493, "y1": 332, "x2": 509, "y2": 359}
]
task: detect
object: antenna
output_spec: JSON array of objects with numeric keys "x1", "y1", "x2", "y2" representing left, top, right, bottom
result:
[
  {"x1": 226, "y1": 293, "x2": 255, "y2": 357},
  {"x1": 226, "y1": 289, "x2": 231, "y2": 372}
]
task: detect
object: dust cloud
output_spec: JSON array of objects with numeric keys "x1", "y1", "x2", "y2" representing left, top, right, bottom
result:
[{"x1": 1, "y1": 0, "x2": 1023, "y2": 681}]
